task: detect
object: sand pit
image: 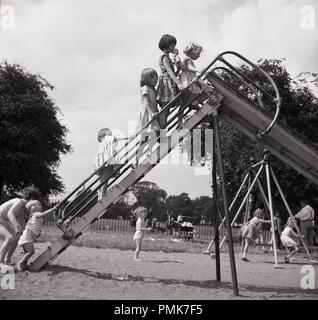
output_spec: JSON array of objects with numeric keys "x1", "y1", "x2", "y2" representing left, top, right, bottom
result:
[{"x1": 1, "y1": 242, "x2": 318, "y2": 300}]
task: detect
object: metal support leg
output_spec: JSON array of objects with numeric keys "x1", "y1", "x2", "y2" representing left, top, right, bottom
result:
[
  {"x1": 210, "y1": 125, "x2": 221, "y2": 281},
  {"x1": 265, "y1": 164, "x2": 279, "y2": 267},
  {"x1": 219, "y1": 163, "x2": 265, "y2": 248},
  {"x1": 213, "y1": 112, "x2": 239, "y2": 296},
  {"x1": 204, "y1": 170, "x2": 250, "y2": 253}
]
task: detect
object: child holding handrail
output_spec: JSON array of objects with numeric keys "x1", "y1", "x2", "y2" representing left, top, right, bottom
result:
[
  {"x1": 17, "y1": 200, "x2": 58, "y2": 271},
  {"x1": 93, "y1": 128, "x2": 127, "y2": 200},
  {"x1": 135, "y1": 68, "x2": 160, "y2": 166}
]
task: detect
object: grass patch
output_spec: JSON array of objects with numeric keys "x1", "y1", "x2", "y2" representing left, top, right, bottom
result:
[
  {"x1": 37, "y1": 225, "x2": 318, "y2": 259},
  {"x1": 38, "y1": 225, "x2": 210, "y2": 253}
]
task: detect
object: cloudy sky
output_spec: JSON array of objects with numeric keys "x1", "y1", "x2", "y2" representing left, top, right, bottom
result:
[{"x1": 0, "y1": 0, "x2": 317, "y2": 199}]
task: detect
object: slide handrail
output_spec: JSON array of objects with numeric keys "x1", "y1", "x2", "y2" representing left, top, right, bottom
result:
[{"x1": 205, "y1": 51, "x2": 281, "y2": 136}]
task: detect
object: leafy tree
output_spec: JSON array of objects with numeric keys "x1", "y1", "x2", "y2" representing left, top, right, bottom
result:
[
  {"x1": 192, "y1": 196, "x2": 213, "y2": 224},
  {"x1": 129, "y1": 181, "x2": 167, "y2": 221},
  {"x1": 166, "y1": 192, "x2": 194, "y2": 219},
  {"x1": 0, "y1": 62, "x2": 72, "y2": 197}
]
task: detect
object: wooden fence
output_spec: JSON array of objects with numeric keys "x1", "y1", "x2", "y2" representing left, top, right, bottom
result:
[{"x1": 44, "y1": 217, "x2": 273, "y2": 243}]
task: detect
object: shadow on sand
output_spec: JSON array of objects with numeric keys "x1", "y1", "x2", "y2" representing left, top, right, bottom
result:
[{"x1": 35, "y1": 263, "x2": 318, "y2": 298}]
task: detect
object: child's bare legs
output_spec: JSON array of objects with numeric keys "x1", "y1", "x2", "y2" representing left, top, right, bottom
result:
[
  {"x1": 4, "y1": 238, "x2": 18, "y2": 265},
  {"x1": 17, "y1": 242, "x2": 35, "y2": 270},
  {"x1": 242, "y1": 237, "x2": 251, "y2": 261},
  {"x1": 136, "y1": 135, "x2": 149, "y2": 166},
  {"x1": 287, "y1": 246, "x2": 299, "y2": 259},
  {"x1": 158, "y1": 102, "x2": 170, "y2": 129},
  {"x1": 241, "y1": 238, "x2": 245, "y2": 255},
  {"x1": 97, "y1": 166, "x2": 113, "y2": 200},
  {"x1": 0, "y1": 222, "x2": 17, "y2": 265},
  {"x1": 134, "y1": 238, "x2": 142, "y2": 260}
]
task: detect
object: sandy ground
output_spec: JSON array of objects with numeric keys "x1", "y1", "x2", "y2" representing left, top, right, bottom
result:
[{"x1": 1, "y1": 242, "x2": 318, "y2": 300}]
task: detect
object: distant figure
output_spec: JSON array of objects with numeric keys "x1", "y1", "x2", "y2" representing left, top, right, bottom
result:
[
  {"x1": 93, "y1": 128, "x2": 126, "y2": 200},
  {"x1": 295, "y1": 200, "x2": 315, "y2": 246},
  {"x1": 17, "y1": 200, "x2": 58, "y2": 271},
  {"x1": 130, "y1": 214, "x2": 137, "y2": 228},
  {"x1": 177, "y1": 214, "x2": 183, "y2": 223},
  {"x1": 241, "y1": 207, "x2": 272, "y2": 261},
  {"x1": 133, "y1": 206, "x2": 151, "y2": 261},
  {"x1": 281, "y1": 217, "x2": 302, "y2": 263},
  {"x1": 157, "y1": 34, "x2": 184, "y2": 128},
  {"x1": 135, "y1": 68, "x2": 160, "y2": 166},
  {"x1": 0, "y1": 186, "x2": 40, "y2": 266}
]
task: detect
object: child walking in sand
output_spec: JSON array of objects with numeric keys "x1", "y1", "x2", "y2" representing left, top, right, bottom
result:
[
  {"x1": 17, "y1": 200, "x2": 58, "y2": 271},
  {"x1": 133, "y1": 206, "x2": 151, "y2": 261},
  {"x1": 135, "y1": 68, "x2": 160, "y2": 166},
  {"x1": 241, "y1": 207, "x2": 272, "y2": 261},
  {"x1": 281, "y1": 217, "x2": 302, "y2": 263},
  {"x1": 157, "y1": 34, "x2": 184, "y2": 128}
]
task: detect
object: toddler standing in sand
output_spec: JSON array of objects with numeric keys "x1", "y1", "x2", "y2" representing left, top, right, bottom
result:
[
  {"x1": 17, "y1": 200, "x2": 58, "y2": 271},
  {"x1": 133, "y1": 206, "x2": 151, "y2": 261}
]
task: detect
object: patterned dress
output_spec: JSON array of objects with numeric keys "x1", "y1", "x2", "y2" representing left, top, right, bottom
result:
[{"x1": 157, "y1": 53, "x2": 179, "y2": 103}]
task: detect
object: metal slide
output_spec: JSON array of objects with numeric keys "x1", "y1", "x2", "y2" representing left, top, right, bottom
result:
[
  {"x1": 206, "y1": 70, "x2": 318, "y2": 186},
  {"x1": 29, "y1": 51, "x2": 318, "y2": 271}
]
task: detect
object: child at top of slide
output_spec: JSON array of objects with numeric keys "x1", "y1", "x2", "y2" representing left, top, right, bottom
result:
[{"x1": 157, "y1": 34, "x2": 184, "y2": 129}]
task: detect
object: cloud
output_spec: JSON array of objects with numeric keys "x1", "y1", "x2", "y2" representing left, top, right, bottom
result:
[{"x1": 1, "y1": 0, "x2": 317, "y2": 198}]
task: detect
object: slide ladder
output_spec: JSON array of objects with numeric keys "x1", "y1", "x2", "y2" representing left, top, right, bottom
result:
[{"x1": 29, "y1": 86, "x2": 223, "y2": 271}]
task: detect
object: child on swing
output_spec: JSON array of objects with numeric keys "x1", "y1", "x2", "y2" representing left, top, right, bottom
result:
[
  {"x1": 17, "y1": 200, "x2": 58, "y2": 271},
  {"x1": 133, "y1": 206, "x2": 151, "y2": 261},
  {"x1": 241, "y1": 206, "x2": 272, "y2": 261},
  {"x1": 281, "y1": 217, "x2": 302, "y2": 263}
]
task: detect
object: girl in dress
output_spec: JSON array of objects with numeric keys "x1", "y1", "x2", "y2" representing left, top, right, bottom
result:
[
  {"x1": 178, "y1": 42, "x2": 214, "y2": 127},
  {"x1": 281, "y1": 217, "x2": 302, "y2": 263},
  {"x1": 241, "y1": 207, "x2": 272, "y2": 261},
  {"x1": 133, "y1": 206, "x2": 151, "y2": 261},
  {"x1": 135, "y1": 68, "x2": 160, "y2": 166},
  {"x1": 157, "y1": 34, "x2": 184, "y2": 128}
]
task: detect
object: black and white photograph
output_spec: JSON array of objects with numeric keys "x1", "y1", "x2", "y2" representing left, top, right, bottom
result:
[{"x1": 0, "y1": 0, "x2": 318, "y2": 304}]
